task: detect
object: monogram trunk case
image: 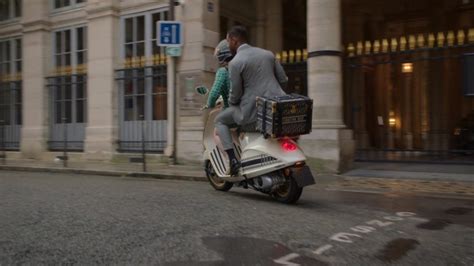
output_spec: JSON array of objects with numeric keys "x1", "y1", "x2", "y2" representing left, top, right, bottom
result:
[{"x1": 256, "y1": 94, "x2": 313, "y2": 138}]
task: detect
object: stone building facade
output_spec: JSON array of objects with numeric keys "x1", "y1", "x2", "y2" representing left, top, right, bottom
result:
[{"x1": 0, "y1": 0, "x2": 472, "y2": 172}]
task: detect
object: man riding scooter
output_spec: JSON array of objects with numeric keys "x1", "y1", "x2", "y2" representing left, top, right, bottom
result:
[{"x1": 215, "y1": 26, "x2": 289, "y2": 176}]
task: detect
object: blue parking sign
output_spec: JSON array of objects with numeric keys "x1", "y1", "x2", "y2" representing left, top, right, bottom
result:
[{"x1": 157, "y1": 21, "x2": 183, "y2": 47}]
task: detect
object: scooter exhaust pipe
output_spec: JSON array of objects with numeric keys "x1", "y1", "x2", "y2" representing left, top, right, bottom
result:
[
  {"x1": 256, "y1": 176, "x2": 274, "y2": 191},
  {"x1": 255, "y1": 174, "x2": 287, "y2": 192}
]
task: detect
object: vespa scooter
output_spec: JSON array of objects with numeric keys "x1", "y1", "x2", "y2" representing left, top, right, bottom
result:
[{"x1": 197, "y1": 87, "x2": 315, "y2": 204}]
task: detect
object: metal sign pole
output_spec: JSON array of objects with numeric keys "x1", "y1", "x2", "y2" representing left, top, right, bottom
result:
[
  {"x1": 63, "y1": 117, "x2": 68, "y2": 168},
  {"x1": 61, "y1": 79, "x2": 68, "y2": 167},
  {"x1": 0, "y1": 120, "x2": 5, "y2": 165},
  {"x1": 168, "y1": 0, "x2": 177, "y2": 164},
  {"x1": 140, "y1": 115, "x2": 147, "y2": 172}
]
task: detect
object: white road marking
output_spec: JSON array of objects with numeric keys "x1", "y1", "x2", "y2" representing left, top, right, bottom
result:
[
  {"x1": 350, "y1": 225, "x2": 376, "y2": 233},
  {"x1": 396, "y1": 212, "x2": 417, "y2": 217},
  {"x1": 367, "y1": 219, "x2": 393, "y2": 227},
  {"x1": 309, "y1": 212, "x2": 421, "y2": 259},
  {"x1": 274, "y1": 253, "x2": 301, "y2": 266},
  {"x1": 313, "y1": 244, "x2": 333, "y2": 255},
  {"x1": 330, "y1": 232, "x2": 362, "y2": 243},
  {"x1": 383, "y1": 216, "x2": 404, "y2": 221}
]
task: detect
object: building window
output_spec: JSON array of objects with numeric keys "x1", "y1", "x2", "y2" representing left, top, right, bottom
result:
[
  {"x1": 52, "y1": 26, "x2": 87, "y2": 124},
  {"x1": 116, "y1": 10, "x2": 169, "y2": 152},
  {"x1": 47, "y1": 26, "x2": 87, "y2": 151},
  {"x1": 53, "y1": 0, "x2": 85, "y2": 10},
  {"x1": 0, "y1": 38, "x2": 22, "y2": 150},
  {"x1": 0, "y1": 0, "x2": 21, "y2": 21},
  {"x1": 121, "y1": 10, "x2": 168, "y2": 122}
]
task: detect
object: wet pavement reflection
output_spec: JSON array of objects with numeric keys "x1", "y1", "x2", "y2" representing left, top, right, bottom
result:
[
  {"x1": 375, "y1": 238, "x2": 420, "y2": 263},
  {"x1": 166, "y1": 237, "x2": 326, "y2": 266}
]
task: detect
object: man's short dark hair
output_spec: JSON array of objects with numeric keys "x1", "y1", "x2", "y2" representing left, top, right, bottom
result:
[{"x1": 227, "y1": 26, "x2": 248, "y2": 43}]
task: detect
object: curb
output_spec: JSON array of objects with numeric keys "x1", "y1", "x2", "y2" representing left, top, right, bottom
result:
[
  {"x1": 2, "y1": 165, "x2": 473, "y2": 200},
  {"x1": 0, "y1": 165, "x2": 208, "y2": 182}
]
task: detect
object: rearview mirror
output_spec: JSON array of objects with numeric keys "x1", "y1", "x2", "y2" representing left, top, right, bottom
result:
[{"x1": 195, "y1": 86, "x2": 208, "y2": 96}]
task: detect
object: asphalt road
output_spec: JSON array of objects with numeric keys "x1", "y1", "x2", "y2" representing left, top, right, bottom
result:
[{"x1": 0, "y1": 171, "x2": 473, "y2": 265}]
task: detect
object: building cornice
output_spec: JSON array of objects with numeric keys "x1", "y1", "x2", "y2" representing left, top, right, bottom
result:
[
  {"x1": 22, "y1": 20, "x2": 51, "y2": 33},
  {"x1": 86, "y1": 5, "x2": 119, "y2": 20},
  {"x1": 118, "y1": 2, "x2": 168, "y2": 16},
  {"x1": 0, "y1": 22, "x2": 22, "y2": 38}
]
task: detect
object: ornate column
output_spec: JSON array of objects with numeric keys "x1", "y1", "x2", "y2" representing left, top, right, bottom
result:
[
  {"x1": 20, "y1": 0, "x2": 51, "y2": 159},
  {"x1": 84, "y1": 0, "x2": 119, "y2": 160},
  {"x1": 255, "y1": 0, "x2": 266, "y2": 48},
  {"x1": 253, "y1": 0, "x2": 282, "y2": 51},
  {"x1": 264, "y1": 0, "x2": 282, "y2": 53},
  {"x1": 402, "y1": 67, "x2": 414, "y2": 149},
  {"x1": 300, "y1": 0, "x2": 354, "y2": 173}
]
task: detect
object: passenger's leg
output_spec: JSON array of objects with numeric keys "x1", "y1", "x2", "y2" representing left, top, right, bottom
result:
[
  {"x1": 215, "y1": 108, "x2": 237, "y2": 150},
  {"x1": 215, "y1": 107, "x2": 240, "y2": 175}
]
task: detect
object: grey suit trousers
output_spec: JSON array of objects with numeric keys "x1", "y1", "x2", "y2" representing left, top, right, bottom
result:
[{"x1": 215, "y1": 106, "x2": 240, "y2": 150}]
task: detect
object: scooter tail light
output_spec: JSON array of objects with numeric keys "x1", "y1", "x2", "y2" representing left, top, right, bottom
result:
[{"x1": 281, "y1": 139, "x2": 297, "y2": 152}]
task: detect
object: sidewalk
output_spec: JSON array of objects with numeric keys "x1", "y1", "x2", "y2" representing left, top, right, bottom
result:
[
  {"x1": 0, "y1": 158, "x2": 206, "y2": 181},
  {"x1": 345, "y1": 162, "x2": 474, "y2": 182},
  {"x1": 317, "y1": 175, "x2": 474, "y2": 199},
  {"x1": 0, "y1": 158, "x2": 473, "y2": 199},
  {"x1": 331, "y1": 162, "x2": 474, "y2": 199}
]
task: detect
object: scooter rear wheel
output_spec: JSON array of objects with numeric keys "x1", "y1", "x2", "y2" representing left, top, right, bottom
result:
[
  {"x1": 205, "y1": 160, "x2": 233, "y2": 191},
  {"x1": 272, "y1": 175, "x2": 303, "y2": 204}
]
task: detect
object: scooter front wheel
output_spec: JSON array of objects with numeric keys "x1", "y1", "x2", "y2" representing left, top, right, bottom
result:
[
  {"x1": 272, "y1": 174, "x2": 303, "y2": 204},
  {"x1": 205, "y1": 160, "x2": 233, "y2": 191}
]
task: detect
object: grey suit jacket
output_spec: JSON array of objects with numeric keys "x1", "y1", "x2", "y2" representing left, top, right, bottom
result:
[{"x1": 228, "y1": 44, "x2": 288, "y2": 125}]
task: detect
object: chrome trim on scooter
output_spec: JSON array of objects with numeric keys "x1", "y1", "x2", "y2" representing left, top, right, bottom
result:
[{"x1": 241, "y1": 155, "x2": 278, "y2": 169}]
